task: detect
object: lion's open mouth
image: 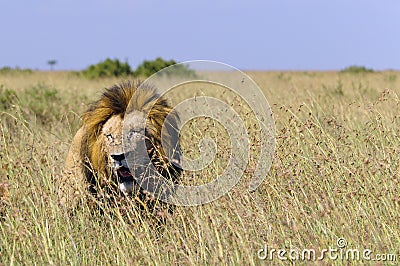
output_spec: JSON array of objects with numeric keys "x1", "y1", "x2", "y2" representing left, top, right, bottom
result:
[
  {"x1": 117, "y1": 167, "x2": 132, "y2": 180},
  {"x1": 116, "y1": 167, "x2": 134, "y2": 193}
]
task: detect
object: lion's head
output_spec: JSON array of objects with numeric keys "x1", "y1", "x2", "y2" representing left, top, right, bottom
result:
[{"x1": 61, "y1": 81, "x2": 181, "y2": 207}]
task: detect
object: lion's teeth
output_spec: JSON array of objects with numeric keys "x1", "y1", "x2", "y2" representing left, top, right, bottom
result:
[{"x1": 119, "y1": 182, "x2": 133, "y2": 193}]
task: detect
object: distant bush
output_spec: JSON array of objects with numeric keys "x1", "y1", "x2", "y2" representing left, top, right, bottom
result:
[
  {"x1": 0, "y1": 67, "x2": 32, "y2": 74},
  {"x1": 0, "y1": 85, "x2": 18, "y2": 111},
  {"x1": 0, "y1": 83, "x2": 62, "y2": 125},
  {"x1": 19, "y1": 83, "x2": 62, "y2": 124},
  {"x1": 340, "y1": 65, "x2": 374, "y2": 74},
  {"x1": 81, "y1": 57, "x2": 194, "y2": 79},
  {"x1": 133, "y1": 57, "x2": 177, "y2": 77},
  {"x1": 82, "y1": 58, "x2": 132, "y2": 79},
  {"x1": 133, "y1": 57, "x2": 195, "y2": 78}
]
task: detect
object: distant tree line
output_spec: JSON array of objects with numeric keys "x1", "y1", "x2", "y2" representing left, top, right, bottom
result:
[
  {"x1": 81, "y1": 57, "x2": 194, "y2": 79},
  {"x1": 0, "y1": 57, "x2": 193, "y2": 78},
  {"x1": 0, "y1": 62, "x2": 378, "y2": 77},
  {"x1": 340, "y1": 65, "x2": 374, "y2": 74}
]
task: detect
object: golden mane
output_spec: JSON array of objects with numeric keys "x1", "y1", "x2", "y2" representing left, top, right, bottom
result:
[{"x1": 81, "y1": 81, "x2": 137, "y2": 179}]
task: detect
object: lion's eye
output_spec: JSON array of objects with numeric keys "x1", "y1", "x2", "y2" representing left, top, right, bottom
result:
[{"x1": 106, "y1": 134, "x2": 113, "y2": 142}]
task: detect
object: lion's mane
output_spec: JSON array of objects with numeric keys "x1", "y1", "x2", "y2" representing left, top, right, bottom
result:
[{"x1": 60, "y1": 81, "x2": 181, "y2": 207}]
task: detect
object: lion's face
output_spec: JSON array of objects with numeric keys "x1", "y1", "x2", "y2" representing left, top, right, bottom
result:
[
  {"x1": 101, "y1": 111, "x2": 157, "y2": 194},
  {"x1": 102, "y1": 114, "x2": 131, "y2": 193}
]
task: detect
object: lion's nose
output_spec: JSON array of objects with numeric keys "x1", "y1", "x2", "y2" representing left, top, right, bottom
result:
[{"x1": 110, "y1": 153, "x2": 125, "y2": 162}]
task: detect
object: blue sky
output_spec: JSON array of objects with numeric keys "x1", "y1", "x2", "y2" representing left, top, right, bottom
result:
[{"x1": 1, "y1": 0, "x2": 399, "y2": 71}]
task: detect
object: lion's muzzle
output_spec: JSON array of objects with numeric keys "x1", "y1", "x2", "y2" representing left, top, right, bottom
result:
[
  {"x1": 110, "y1": 133, "x2": 152, "y2": 194},
  {"x1": 110, "y1": 152, "x2": 134, "y2": 193}
]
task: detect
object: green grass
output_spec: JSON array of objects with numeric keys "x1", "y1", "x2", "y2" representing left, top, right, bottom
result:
[{"x1": 1, "y1": 70, "x2": 399, "y2": 264}]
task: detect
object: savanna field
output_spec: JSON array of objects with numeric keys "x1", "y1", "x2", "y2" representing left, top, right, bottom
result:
[{"x1": 0, "y1": 70, "x2": 399, "y2": 264}]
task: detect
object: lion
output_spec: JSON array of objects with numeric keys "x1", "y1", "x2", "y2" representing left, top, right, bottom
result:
[{"x1": 60, "y1": 81, "x2": 182, "y2": 212}]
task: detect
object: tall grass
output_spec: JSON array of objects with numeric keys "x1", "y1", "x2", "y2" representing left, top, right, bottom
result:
[{"x1": 0, "y1": 70, "x2": 399, "y2": 264}]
